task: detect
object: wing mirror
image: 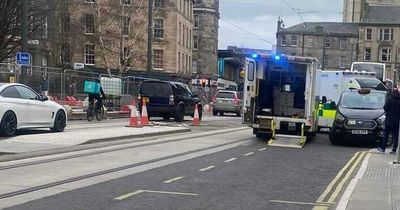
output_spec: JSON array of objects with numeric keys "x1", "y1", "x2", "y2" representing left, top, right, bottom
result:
[{"x1": 42, "y1": 96, "x2": 49, "y2": 101}]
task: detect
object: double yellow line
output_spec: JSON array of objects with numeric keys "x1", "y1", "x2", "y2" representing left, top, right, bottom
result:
[{"x1": 313, "y1": 151, "x2": 367, "y2": 210}]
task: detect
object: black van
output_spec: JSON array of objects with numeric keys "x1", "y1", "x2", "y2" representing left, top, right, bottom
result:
[
  {"x1": 329, "y1": 89, "x2": 387, "y2": 145},
  {"x1": 138, "y1": 80, "x2": 202, "y2": 122}
]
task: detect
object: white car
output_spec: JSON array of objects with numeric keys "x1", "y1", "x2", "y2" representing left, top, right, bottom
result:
[{"x1": 0, "y1": 83, "x2": 67, "y2": 136}]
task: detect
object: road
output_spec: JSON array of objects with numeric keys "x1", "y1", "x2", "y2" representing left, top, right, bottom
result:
[{"x1": 0, "y1": 116, "x2": 369, "y2": 210}]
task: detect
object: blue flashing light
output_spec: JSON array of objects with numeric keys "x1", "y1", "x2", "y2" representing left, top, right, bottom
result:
[
  {"x1": 251, "y1": 53, "x2": 258, "y2": 59},
  {"x1": 274, "y1": 55, "x2": 281, "y2": 61}
]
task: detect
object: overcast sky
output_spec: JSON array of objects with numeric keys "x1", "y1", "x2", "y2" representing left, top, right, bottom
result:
[{"x1": 219, "y1": 0, "x2": 344, "y2": 50}]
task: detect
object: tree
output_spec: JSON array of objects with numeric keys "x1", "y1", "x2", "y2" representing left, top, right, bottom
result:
[{"x1": 0, "y1": 0, "x2": 47, "y2": 63}]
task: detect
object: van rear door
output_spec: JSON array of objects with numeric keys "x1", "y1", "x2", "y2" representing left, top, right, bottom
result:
[{"x1": 243, "y1": 58, "x2": 257, "y2": 124}]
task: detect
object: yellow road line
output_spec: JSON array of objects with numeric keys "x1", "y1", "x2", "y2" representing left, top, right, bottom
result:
[
  {"x1": 315, "y1": 151, "x2": 361, "y2": 203},
  {"x1": 244, "y1": 152, "x2": 254, "y2": 156},
  {"x1": 224, "y1": 158, "x2": 237, "y2": 163},
  {"x1": 199, "y1": 165, "x2": 215, "y2": 172},
  {"x1": 163, "y1": 176, "x2": 184, "y2": 184},
  {"x1": 327, "y1": 152, "x2": 366, "y2": 203},
  {"x1": 114, "y1": 190, "x2": 198, "y2": 200},
  {"x1": 259, "y1": 148, "x2": 267, "y2": 151},
  {"x1": 269, "y1": 200, "x2": 332, "y2": 206}
]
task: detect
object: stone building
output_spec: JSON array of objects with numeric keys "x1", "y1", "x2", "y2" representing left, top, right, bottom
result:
[
  {"x1": 192, "y1": 0, "x2": 219, "y2": 78},
  {"x1": 276, "y1": 22, "x2": 359, "y2": 70},
  {"x1": 357, "y1": 5, "x2": 400, "y2": 80},
  {"x1": 343, "y1": 0, "x2": 400, "y2": 23},
  {"x1": 29, "y1": 0, "x2": 195, "y2": 80}
]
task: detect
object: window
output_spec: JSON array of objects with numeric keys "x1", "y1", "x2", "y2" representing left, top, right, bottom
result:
[
  {"x1": 339, "y1": 56, "x2": 346, "y2": 68},
  {"x1": 15, "y1": 86, "x2": 40, "y2": 100},
  {"x1": 42, "y1": 55, "x2": 48, "y2": 67},
  {"x1": 325, "y1": 38, "x2": 331, "y2": 48},
  {"x1": 0, "y1": 86, "x2": 21, "y2": 99},
  {"x1": 290, "y1": 35, "x2": 297, "y2": 46},
  {"x1": 365, "y1": 28, "x2": 372, "y2": 40},
  {"x1": 189, "y1": 30, "x2": 192, "y2": 49},
  {"x1": 42, "y1": 17, "x2": 48, "y2": 38},
  {"x1": 324, "y1": 55, "x2": 329, "y2": 67},
  {"x1": 186, "y1": 27, "x2": 189, "y2": 48},
  {"x1": 364, "y1": 48, "x2": 371, "y2": 61},
  {"x1": 189, "y1": 56, "x2": 191, "y2": 73},
  {"x1": 61, "y1": 43, "x2": 71, "y2": 63},
  {"x1": 379, "y1": 29, "x2": 394, "y2": 41},
  {"x1": 178, "y1": 52, "x2": 181, "y2": 71},
  {"x1": 85, "y1": 14, "x2": 95, "y2": 34},
  {"x1": 178, "y1": 22, "x2": 181, "y2": 44},
  {"x1": 154, "y1": 0, "x2": 164, "y2": 7},
  {"x1": 340, "y1": 39, "x2": 347, "y2": 49},
  {"x1": 153, "y1": 49, "x2": 164, "y2": 69},
  {"x1": 380, "y1": 48, "x2": 392, "y2": 62},
  {"x1": 61, "y1": 14, "x2": 70, "y2": 32},
  {"x1": 192, "y1": 60, "x2": 198, "y2": 74},
  {"x1": 121, "y1": 0, "x2": 131, "y2": 6},
  {"x1": 84, "y1": 45, "x2": 95, "y2": 65},
  {"x1": 185, "y1": 55, "x2": 188, "y2": 72},
  {"x1": 281, "y1": 35, "x2": 287, "y2": 46},
  {"x1": 193, "y1": 36, "x2": 198, "y2": 50},
  {"x1": 194, "y1": 14, "x2": 200, "y2": 28},
  {"x1": 306, "y1": 37, "x2": 313, "y2": 47},
  {"x1": 123, "y1": 17, "x2": 130, "y2": 36},
  {"x1": 247, "y1": 61, "x2": 255, "y2": 81},
  {"x1": 154, "y1": 19, "x2": 164, "y2": 38}
]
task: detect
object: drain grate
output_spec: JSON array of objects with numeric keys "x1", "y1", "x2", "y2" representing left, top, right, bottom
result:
[{"x1": 364, "y1": 168, "x2": 400, "y2": 180}]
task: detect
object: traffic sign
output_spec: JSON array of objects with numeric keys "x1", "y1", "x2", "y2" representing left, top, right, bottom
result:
[{"x1": 16, "y1": 52, "x2": 31, "y2": 66}]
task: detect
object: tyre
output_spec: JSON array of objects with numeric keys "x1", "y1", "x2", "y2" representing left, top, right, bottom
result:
[
  {"x1": 51, "y1": 110, "x2": 67, "y2": 132},
  {"x1": 220, "y1": 112, "x2": 224, "y2": 116},
  {"x1": 95, "y1": 108, "x2": 103, "y2": 121},
  {"x1": 87, "y1": 105, "x2": 94, "y2": 122},
  {"x1": 0, "y1": 111, "x2": 17, "y2": 137},
  {"x1": 329, "y1": 130, "x2": 341, "y2": 145},
  {"x1": 236, "y1": 111, "x2": 241, "y2": 117},
  {"x1": 175, "y1": 106, "x2": 185, "y2": 122},
  {"x1": 213, "y1": 110, "x2": 218, "y2": 116},
  {"x1": 163, "y1": 116, "x2": 170, "y2": 121}
]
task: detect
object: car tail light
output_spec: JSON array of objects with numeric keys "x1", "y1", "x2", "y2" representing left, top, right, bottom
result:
[
  {"x1": 234, "y1": 95, "x2": 240, "y2": 105},
  {"x1": 212, "y1": 96, "x2": 217, "y2": 103},
  {"x1": 169, "y1": 95, "x2": 175, "y2": 105}
]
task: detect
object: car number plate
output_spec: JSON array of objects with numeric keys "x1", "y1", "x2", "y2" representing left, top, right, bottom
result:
[{"x1": 352, "y1": 130, "x2": 368, "y2": 135}]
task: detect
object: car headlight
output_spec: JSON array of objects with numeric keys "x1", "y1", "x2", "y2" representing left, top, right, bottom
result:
[
  {"x1": 377, "y1": 114, "x2": 386, "y2": 125},
  {"x1": 336, "y1": 112, "x2": 345, "y2": 123}
]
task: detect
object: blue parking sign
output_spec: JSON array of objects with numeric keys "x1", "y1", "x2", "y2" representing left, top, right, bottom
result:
[{"x1": 16, "y1": 52, "x2": 31, "y2": 66}]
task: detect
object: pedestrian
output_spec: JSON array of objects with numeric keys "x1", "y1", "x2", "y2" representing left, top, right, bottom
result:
[
  {"x1": 378, "y1": 89, "x2": 400, "y2": 154},
  {"x1": 41, "y1": 74, "x2": 49, "y2": 97}
]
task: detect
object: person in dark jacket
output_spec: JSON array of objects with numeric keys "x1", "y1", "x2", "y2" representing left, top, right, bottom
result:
[
  {"x1": 88, "y1": 79, "x2": 107, "y2": 112},
  {"x1": 378, "y1": 90, "x2": 400, "y2": 154}
]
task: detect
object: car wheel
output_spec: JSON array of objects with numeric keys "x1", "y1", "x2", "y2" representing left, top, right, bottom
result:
[
  {"x1": 51, "y1": 110, "x2": 67, "y2": 132},
  {"x1": 220, "y1": 112, "x2": 224, "y2": 116},
  {"x1": 175, "y1": 106, "x2": 185, "y2": 122},
  {"x1": 329, "y1": 130, "x2": 341, "y2": 145},
  {"x1": 0, "y1": 111, "x2": 17, "y2": 137},
  {"x1": 236, "y1": 111, "x2": 241, "y2": 117},
  {"x1": 213, "y1": 110, "x2": 218, "y2": 116}
]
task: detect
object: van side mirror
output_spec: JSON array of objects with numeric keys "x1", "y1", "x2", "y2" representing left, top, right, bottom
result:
[
  {"x1": 384, "y1": 80, "x2": 394, "y2": 90},
  {"x1": 42, "y1": 96, "x2": 49, "y2": 101}
]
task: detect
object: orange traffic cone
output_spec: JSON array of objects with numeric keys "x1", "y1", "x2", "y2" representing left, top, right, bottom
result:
[
  {"x1": 193, "y1": 104, "x2": 200, "y2": 126},
  {"x1": 141, "y1": 98, "x2": 150, "y2": 126},
  {"x1": 126, "y1": 99, "x2": 142, "y2": 128}
]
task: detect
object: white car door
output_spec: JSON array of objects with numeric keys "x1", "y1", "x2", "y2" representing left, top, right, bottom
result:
[
  {"x1": 0, "y1": 86, "x2": 30, "y2": 128},
  {"x1": 15, "y1": 86, "x2": 53, "y2": 127}
]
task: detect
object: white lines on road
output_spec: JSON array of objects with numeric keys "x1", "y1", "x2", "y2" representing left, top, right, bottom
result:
[
  {"x1": 244, "y1": 152, "x2": 254, "y2": 156},
  {"x1": 114, "y1": 190, "x2": 198, "y2": 200},
  {"x1": 259, "y1": 147, "x2": 267, "y2": 151},
  {"x1": 199, "y1": 165, "x2": 215, "y2": 172},
  {"x1": 224, "y1": 158, "x2": 237, "y2": 163},
  {"x1": 163, "y1": 176, "x2": 185, "y2": 184}
]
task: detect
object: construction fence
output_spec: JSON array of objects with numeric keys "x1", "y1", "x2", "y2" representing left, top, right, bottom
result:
[{"x1": 0, "y1": 63, "x2": 149, "y2": 111}]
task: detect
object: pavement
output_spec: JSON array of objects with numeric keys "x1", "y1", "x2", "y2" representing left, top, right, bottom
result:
[{"x1": 337, "y1": 149, "x2": 400, "y2": 210}]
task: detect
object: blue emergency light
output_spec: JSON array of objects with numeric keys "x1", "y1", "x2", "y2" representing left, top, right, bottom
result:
[
  {"x1": 251, "y1": 53, "x2": 258, "y2": 59},
  {"x1": 274, "y1": 55, "x2": 281, "y2": 61}
]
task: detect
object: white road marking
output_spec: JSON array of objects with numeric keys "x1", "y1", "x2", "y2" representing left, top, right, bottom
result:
[
  {"x1": 244, "y1": 152, "x2": 254, "y2": 156},
  {"x1": 114, "y1": 190, "x2": 198, "y2": 200},
  {"x1": 163, "y1": 176, "x2": 185, "y2": 184},
  {"x1": 259, "y1": 148, "x2": 267, "y2": 151},
  {"x1": 199, "y1": 165, "x2": 215, "y2": 172},
  {"x1": 224, "y1": 158, "x2": 237, "y2": 163}
]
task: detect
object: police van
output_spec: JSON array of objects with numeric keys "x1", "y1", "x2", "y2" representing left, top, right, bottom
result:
[{"x1": 242, "y1": 54, "x2": 319, "y2": 148}]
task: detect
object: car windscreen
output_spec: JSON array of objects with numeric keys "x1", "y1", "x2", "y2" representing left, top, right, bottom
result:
[
  {"x1": 340, "y1": 92, "x2": 386, "y2": 110},
  {"x1": 140, "y1": 82, "x2": 170, "y2": 97},
  {"x1": 352, "y1": 64, "x2": 384, "y2": 81},
  {"x1": 355, "y1": 78, "x2": 386, "y2": 90},
  {"x1": 216, "y1": 92, "x2": 235, "y2": 99}
]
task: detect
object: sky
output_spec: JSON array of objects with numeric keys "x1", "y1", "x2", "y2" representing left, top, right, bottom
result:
[{"x1": 219, "y1": 0, "x2": 344, "y2": 50}]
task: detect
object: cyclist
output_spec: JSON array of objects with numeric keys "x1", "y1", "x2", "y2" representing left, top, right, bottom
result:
[{"x1": 88, "y1": 79, "x2": 107, "y2": 113}]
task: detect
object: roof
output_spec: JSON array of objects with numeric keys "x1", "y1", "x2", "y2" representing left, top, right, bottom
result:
[
  {"x1": 277, "y1": 22, "x2": 359, "y2": 37},
  {"x1": 362, "y1": 5, "x2": 400, "y2": 24}
]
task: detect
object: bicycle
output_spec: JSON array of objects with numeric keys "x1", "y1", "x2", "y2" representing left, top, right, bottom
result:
[{"x1": 87, "y1": 99, "x2": 104, "y2": 121}]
